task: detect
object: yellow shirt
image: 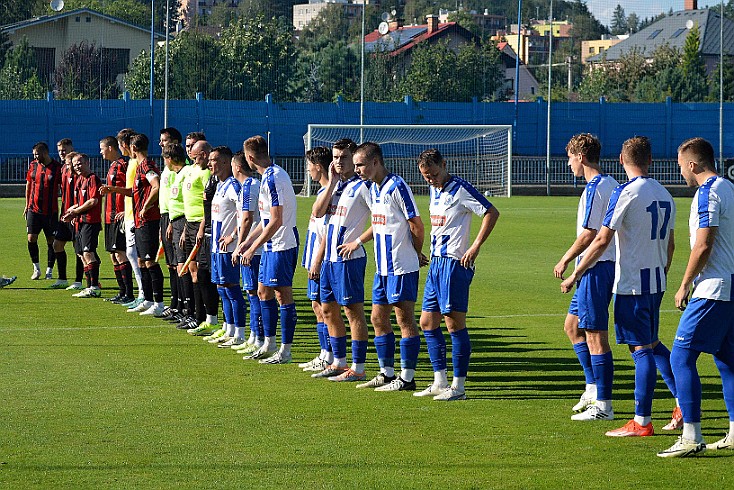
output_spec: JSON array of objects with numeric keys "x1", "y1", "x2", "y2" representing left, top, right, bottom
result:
[{"x1": 124, "y1": 157, "x2": 139, "y2": 222}]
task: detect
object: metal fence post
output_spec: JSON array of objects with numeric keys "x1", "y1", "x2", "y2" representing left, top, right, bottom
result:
[{"x1": 46, "y1": 91, "x2": 53, "y2": 146}]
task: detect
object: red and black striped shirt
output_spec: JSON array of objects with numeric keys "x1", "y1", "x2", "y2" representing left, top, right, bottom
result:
[
  {"x1": 74, "y1": 172, "x2": 103, "y2": 226},
  {"x1": 105, "y1": 157, "x2": 128, "y2": 224},
  {"x1": 60, "y1": 163, "x2": 76, "y2": 214},
  {"x1": 26, "y1": 159, "x2": 62, "y2": 215},
  {"x1": 133, "y1": 157, "x2": 161, "y2": 228}
]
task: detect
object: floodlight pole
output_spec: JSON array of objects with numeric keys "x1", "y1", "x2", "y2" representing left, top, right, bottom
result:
[
  {"x1": 149, "y1": 0, "x2": 155, "y2": 139},
  {"x1": 513, "y1": 0, "x2": 523, "y2": 143},
  {"x1": 719, "y1": 0, "x2": 724, "y2": 170},
  {"x1": 546, "y1": 0, "x2": 553, "y2": 196},
  {"x1": 360, "y1": 2, "x2": 366, "y2": 144},
  {"x1": 164, "y1": 0, "x2": 170, "y2": 128}
]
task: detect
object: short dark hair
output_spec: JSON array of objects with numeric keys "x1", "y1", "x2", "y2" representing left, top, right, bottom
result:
[
  {"x1": 33, "y1": 142, "x2": 49, "y2": 153},
  {"x1": 116, "y1": 128, "x2": 136, "y2": 147},
  {"x1": 354, "y1": 142, "x2": 383, "y2": 166},
  {"x1": 100, "y1": 136, "x2": 119, "y2": 149},
  {"x1": 130, "y1": 133, "x2": 149, "y2": 153},
  {"x1": 57, "y1": 138, "x2": 73, "y2": 147},
  {"x1": 162, "y1": 143, "x2": 186, "y2": 163},
  {"x1": 566, "y1": 133, "x2": 601, "y2": 164},
  {"x1": 211, "y1": 146, "x2": 233, "y2": 159},
  {"x1": 621, "y1": 136, "x2": 652, "y2": 167},
  {"x1": 73, "y1": 153, "x2": 90, "y2": 165},
  {"x1": 333, "y1": 138, "x2": 357, "y2": 154},
  {"x1": 306, "y1": 146, "x2": 332, "y2": 173},
  {"x1": 186, "y1": 131, "x2": 206, "y2": 142},
  {"x1": 678, "y1": 137, "x2": 715, "y2": 170},
  {"x1": 65, "y1": 151, "x2": 78, "y2": 162},
  {"x1": 417, "y1": 148, "x2": 444, "y2": 168},
  {"x1": 243, "y1": 135, "x2": 269, "y2": 161},
  {"x1": 160, "y1": 127, "x2": 183, "y2": 144}
]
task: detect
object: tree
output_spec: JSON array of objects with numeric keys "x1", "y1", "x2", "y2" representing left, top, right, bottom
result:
[
  {"x1": 30, "y1": 0, "x2": 153, "y2": 28},
  {"x1": 626, "y1": 13, "x2": 640, "y2": 34},
  {"x1": 53, "y1": 41, "x2": 121, "y2": 99},
  {"x1": 708, "y1": 58, "x2": 734, "y2": 102},
  {"x1": 680, "y1": 24, "x2": 709, "y2": 102},
  {"x1": 610, "y1": 5, "x2": 627, "y2": 35},
  {"x1": 1, "y1": 0, "x2": 43, "y2": 25},
  {"x1": 0, "y1": 37, "x2": 45, "y2": 99}
]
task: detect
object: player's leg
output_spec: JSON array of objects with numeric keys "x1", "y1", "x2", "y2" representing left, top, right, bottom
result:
[
  {"x1": 124, "y1": 221, "x2": 144, "y2": 305},
  {"x1": 417, "y1": 310, "x2": 448, "y2": 397},
  {"x1": 374, "y1": 298, "x2": 419, "y2": 392},
  {"x1": 50, "y1": 229, "x2": 69, "y2": 288},
  {"x1": 702, "y1": 302, "x2": 734, "y2": 451},
  {"x1": 312, "y1": 299, "x2": 347, "y2": 377},
  {"x1": 571, "y1": 329, "x2": 615, "y2": 420},
  {"x1": 258, "y1": 248, "x2": 297, "y2": 365},
  {"x1": 42, "y1": 214, "x2": 57, "y2": 279},
  {"x1": 26, "y1": 211, "x2": 42, "y2": 279}
]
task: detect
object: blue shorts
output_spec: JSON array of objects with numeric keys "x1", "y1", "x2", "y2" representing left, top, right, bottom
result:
[
  {"x1": 320, "y1": 257, "x2": 367, "y2": 306},
  {"x1": 614, "y1": 292, "x2": 663, "y2": 346},
  {"x1": 674, "y1": 297, "x2": 734, "y2": 354},
  {"x1": 211, "y1": 253, "x2": 240, "y2": 285},
  {"x1": 307, "y1": 278, "x2": 320, "y2": 302},
  {"x1": 372, "y1": 271, "x2": 419, "y2": 305},
  {"x1": 240, "y1": 254, "x2": 260, "y2": 291},
  {"x1": 259, "y1": 248, "x2": 297, "y2": 288},
  {"x1": 422, "y1": 257, "x2": 474, "y2": 314},
  {"x1": 568, "y1": 261, "x2": 614, "y2": 331}
]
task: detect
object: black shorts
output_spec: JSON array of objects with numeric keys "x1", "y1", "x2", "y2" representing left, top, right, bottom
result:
[
  {"x1": 160, "y1": 213, "x2": 175, "y2": 266},
  {"x1": 197, "y1": 234, "x2": 211, "y2": 270},
  {"x1": 135, "y1": 220, "x2": 160, "y2": 261},
  {"x1": 74, "y1": 222, "x2": 101, "y2": 255},
  {"x1": 27, "y1": 211, "x2": 58, "y2": 237},
  {"x1": 184, "y1": 220, "x2": 200, "y2": 255},
  {"x1": 104, "y1": 221, "x2": 126, "y2": 254},
  {"x1": 54, "y1": 220, "x2": 74, "y2": 242},
  {"x1": 171, "y1": 216, "x2": 187, "y2": 263}
]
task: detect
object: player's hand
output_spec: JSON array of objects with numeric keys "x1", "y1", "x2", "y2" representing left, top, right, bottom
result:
[
  {"x1": 419, "y1": 252, "x2": 430, "y2": 267},
  {"x1": 329, "y1": 161, "x2": 340, "y2": 180},
  {"x1": 553, "y1": 260, "x2": 568, "y2": 279},
  {"x1": 675, "y1": 284, "x2": 691, "y2": 311},
  {"x1": 114, "y1": 212, "x2": 124, "y2": 222},
  {"x1": 460, "y1": 247, "x2": 479, "y2": 269},
  {"x1": 138, "y1": 209, "x2": 147, "y2": 221},
  {"x1": 234, "y1": 241, "x2": 247, "y2": 257},
  {"x1": 218, "y1": 235, "x2": 232, "y2": 252},
  {"x1": 560, "y1": 274, "x2": 576, "y2": 294},
  {"x1": 241, "y1": 248, "x2": 254, "y2": 267},
  {"x1": 166, "y1": 224, "x2": 173, "y2": 242},
  {"x1": 99, "y1": 185, "x2": 111, "y2": 195},
  {"x1": 23, "y1": 207, "x2": 28, "y2": 219},
  {"x1": 308, "y1": 261, "x2": 321, "y2": 281},
  {"x1": 196, "y1": 230, "x2": 203, "y2": 245},
  {"x1": 337, "y1": 240, "x2": 359, "y2": 259}
]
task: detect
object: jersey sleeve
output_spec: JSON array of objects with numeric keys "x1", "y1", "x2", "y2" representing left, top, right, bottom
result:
[
  {"x1": 395, "y1": 180, "x2": 419, "y2": 219},
  {"x1": 459, "y1": 180, "x2": 493, "y2": 216},
  {"x1": 583, "y1": 184, "x2": 606, "y2": 231},
  {"x1": 602, "y1": 185, "x2": 628, "y2": 230},
  {"x1": 697, "y1": 184, "x2": 720, "y2": 228},
  {"x1": 264, "y1": 173, "x2": 280, "y2": 207}
]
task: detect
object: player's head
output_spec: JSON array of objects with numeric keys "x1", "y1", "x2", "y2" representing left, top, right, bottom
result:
[
  {"x1": 162, "y1": 143, "x2": 186, "y2": 169},
  {"x1": 620, "y1": 136, "x2": 652, "y2": 168},
  {"x1": 243, "y1": 135, "x2": 269, "y2": 172},
  {"x1": 210, "y1": 145, "x2": 233, "y2": 179},
  {"x1": 306, "y1": 146, "x2": 332, "y2": 182},
  {"x1": 130, "y1": 133, "x2": 149, "y2": 156},
  {"x1": 333, "y1": 138, "x2": 357, "y2": 176},
  {"x1": 116, "y1": 128, "x2": 135, "y2": 156},
  {"x1": 566, "y1": 133, "x2": 601, "y2": 177},
  {"x1": 159, "y1": 127, "x2": 183, "y2": 148},
  {"x1": 32, "y1": 142, "x2": 50, "y2": 163},
  {"x1": 677, "y1": 137, "x2": 716, "y2": 187},
  {"x1": 56, "y1": 138, "x2": 73, "y2": 162},
  {"x1": 353, "y1": 142, "x2": 384, "y2": 182},
  {"x1": 99, "y1": 136, "x2": 119, "y2": 161},
  {"x1": 231, "y1": 150, "x2": 251, "y2": 178},
  {"x1": 190, "y1": 140, "x2": 211, "y2": 169},
  {"x1": 72, "y1": 153, "x2": 90, "y2": 175},
  {"x1": 417, "y1": 148, "x2": 449, "y2": 188},
  {"x1": 185, "y1": 131, "x2": 206, "y2": 158}
]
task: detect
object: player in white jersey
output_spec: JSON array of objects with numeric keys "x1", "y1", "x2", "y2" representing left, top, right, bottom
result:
[
  {"x1": 657, "y1": 138, "x2": 734, "y2": 457},
  {"x1": 562, "y1": 136, "x2": 678, "y2": 437},
  {"x1": 232, "y1": 151, "x2": 264, "y2": 354},
  {"x1": 297, "y1": 147, "x2": 334, "y2": 371},
  {"x1": 240, "y1": 135, "x2": 299, "y2": 364},
  {"x1": 414, "y1": 149, "x2": 499, "y2": 401},
  {"x1": 344, "y1": 142, "x2": 427, "y2": 392},
  {"x1": 208, "y1": 146, "x2": 247, "y2": 349},
  {"x1": 309, "y1": 139, "x2": 372, "y2": 382},
  {"x1": 554, "y1": 134, "x2": 618, "y2": 420}
]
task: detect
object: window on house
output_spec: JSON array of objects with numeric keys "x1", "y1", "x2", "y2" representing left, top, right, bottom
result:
[
  {"x1": 86, "y1": 17, "x2": 91, "y2": 23},
  {"x1": 75, "y1": 16, "x2": 80, "y2": 22},
  {"x1": 102, "y1": 48, "x2": 131, "y2": 79},
  {"x1": 671, "y1": 28, "x2": 686, "y2": 38},
  {"x1": 589, "y1": 47, "x2": 594, "y2": 54},
  {"x1": 648, "y1": 29, "x2": 663, "y2": 39}
]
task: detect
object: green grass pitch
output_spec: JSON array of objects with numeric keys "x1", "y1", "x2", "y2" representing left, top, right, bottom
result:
[{"x1": 0, "y1": 195, "x2": 732, "y2": 489}]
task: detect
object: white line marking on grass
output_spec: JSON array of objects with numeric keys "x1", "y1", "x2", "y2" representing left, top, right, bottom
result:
[
  {"x1": 483, "y1": 309, "x2": 680, "y2": 319},
  {"x1": 0, "y1": 325, "x2": 166, "y2": 332}
]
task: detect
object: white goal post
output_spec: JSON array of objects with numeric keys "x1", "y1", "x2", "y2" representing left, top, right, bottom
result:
[{"x1": 302, "y1": 124, "x2": 512, "y2": 197}]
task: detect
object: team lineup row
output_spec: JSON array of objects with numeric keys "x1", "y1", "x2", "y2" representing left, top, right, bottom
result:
[{"x1": 20, "y1": 129, "x2": 734, "y2": 458}]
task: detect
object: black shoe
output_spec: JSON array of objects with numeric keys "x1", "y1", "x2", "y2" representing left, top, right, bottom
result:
[
  {"x1": 176, "y1": 317, "x2": 196, "y2": 329},
  {"x1": 104, "y1": 294, "x2": 122, "y2": 303},
  {"x1": 113, "y1": 296, "x2": 134, "y2": 305}
]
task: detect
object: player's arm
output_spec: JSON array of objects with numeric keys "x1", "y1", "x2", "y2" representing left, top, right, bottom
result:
[
  {"x1": 665, "y1": 229, "x2": 675, "y2": 275},
  {"x1": 312, "y1": 166, "x2": 338, "y2": 218},
  {"x1": 408, "y1": 215, "x2": 426, "y2": 264},
  {"x1": 233, "y1": 210, "x2": 255, "y2": 262},
  {"x1": 65, "y1": 196, "x2": 98, "y2": 218},
  {"x1": 246, "y1": 205, "x2": 282, "y2": 255},
  {"x1": 554, "y1": 227, "x2": 597, "y2": 279},
  {"x1": 560, "y1": 226, "x2": 615, "y2": 293},
  {"x1": 462, "y1": 205, "x2": 500, "y2": 268},
  {"x1": 100, "y1": 184, "x2": 132, "y2": 197},
  {"x1": 24, "y1": 180, "x2": 30, "y2": 216},
  {"x1": 338, "y1": 226, "x2": 373, "y2": 259},
  {"x1": 139, "y1": 175, "x2": 159, "y2": 220},
  {"x1": 309, "y1": 236, "x2": 327, "y2": 280},
  {"x1": 675, "y1": 227, "x2": 714, "y2": 310}
]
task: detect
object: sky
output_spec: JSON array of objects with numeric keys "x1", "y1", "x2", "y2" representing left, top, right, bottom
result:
[{"x1": 585, "y1": 0, "x2": 718, "y2": 27}]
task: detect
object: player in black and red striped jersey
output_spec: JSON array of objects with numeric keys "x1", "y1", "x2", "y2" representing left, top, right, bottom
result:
[
  {"x1": 24, "y1": 142, "x2": 62, "y2": 281},
  {"x1": 100, "y1": 136, "x2": 134, "y2": 304},
  {"x1": 62, "y1": 153, "x2": 103, "y2": 298},
  {"x1": 101, "y1": 133, "x2": 165, "y2": 316},
  {"x1": 49, "y1": 139, "x2": 77, "y2": 289}
]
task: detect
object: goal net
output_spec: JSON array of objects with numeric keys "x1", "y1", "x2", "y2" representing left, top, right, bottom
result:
[{"x1": 302, "y1": 124, "x2": 512, "y2": 197}]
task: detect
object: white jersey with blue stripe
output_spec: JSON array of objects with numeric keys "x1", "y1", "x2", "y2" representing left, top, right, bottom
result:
[
  {"x1": 428, "y1": 176, "x2": 493, "y2": 260},
  {"x1": 302, "y1": 187, "x2": 328, "y2": 270},
  {"x1": 325, "y1": 175, "x2": 372, "y2": 263},
  {"x1": 237, "y1": 176, "x2": 262, "y2": 256},
  {"x1": 370, "y1": 173, "x2": 420, "y2": 276},
  {"x1": 259, "y1": 164, "x2": 298, "y2": 252},
  {"x1": 689, "y1": 176, "x2": 734, "y2": 301},
  {"x1": 603, "y1": 176, "x2": 676, "y2": 295},
  {"x1": 577, "y1": 174, "x2": 618, "y2": 264},
  {"x1": 211, "y1": 176, "x2": 241, "y2": 254}
]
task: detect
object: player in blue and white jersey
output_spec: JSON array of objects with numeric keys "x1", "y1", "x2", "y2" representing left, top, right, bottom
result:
[
  {"x1": 562, "y1": 136, "x2": 678, "y2": 437},
  {"x1": 554, "y1": 134, "x2": 618, "y2": 420},
  {"x1": 309, "y1": 139, "x2": 372, "y2": 382},
  {"x1": 658, "y1": 138, "x2": 734, "y2": 457},
  {"x1": 208, "y1": 147, "x2": 248, "y2": 349},
  {"x1": 240, "y1": 135, "x2": 299, "y2": 365},
  {"x1": 297, "y1": 147, "x2": 334, "y2": 372},
  {"x1": 232, "y1": 151, "x2": 263, "y2": 355},
  {"x1": 415, "y1": 149, "x2": 499, "y2": 401},
  {"x1": 344, "y1": 142, "x2": 427, "y2": 392}
]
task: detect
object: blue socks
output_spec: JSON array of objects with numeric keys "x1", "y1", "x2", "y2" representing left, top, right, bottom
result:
[
  {"x1": 399, "y1": 336, "x2": 421, "y2": 370},
  {"x1": 671, "y1": 347, "x2": 702, "y2": 423},
  {"x1": 260, "y1": 298, "x2": 279, "y2": 337},
  {"x1": 316, "y1": 322, "x2": 328, "y2": 351},
  {"x1": 422, "y1": 328, "x2": 447, "y2": 372},
  {"x1": 450, "y1": 328, "x2": 471, "y2": 377},
  {"x1": 248, "y1": 294, "x2": 262, "y2": 339},
  {"x1": 653, "y1": 342, "x2": 677, "y2": 398},
  {"x1": 217, "y1": 287, "x2": 233, "y2": 325},
  {"x1": 352, "y1": 339, "x2": 368, "y2": 364},
  {"x1": 280, "y1": 303, "x2": 297, "y2": 344},
  {"x1": 573, "y1": 341, "x2": 595, "y2": 385},
  {"x1": 591, "y1": 351, "x2": 614, "y2": 401},
  {"x1": 330, "y1": 335, "x2": 348, "y2": 360},
  {"x1": 631, "y1": 348, "x2": 656, "y2": 417},
  {"x1": 225, "y1": 286, "x2": 247, "y2": 327},
  {"x1": 374, "y1": 332, "x2": 396, "y2": 369},
  {"x1": 714, "y1": 351, "x2": 734, "y2": 422}
]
